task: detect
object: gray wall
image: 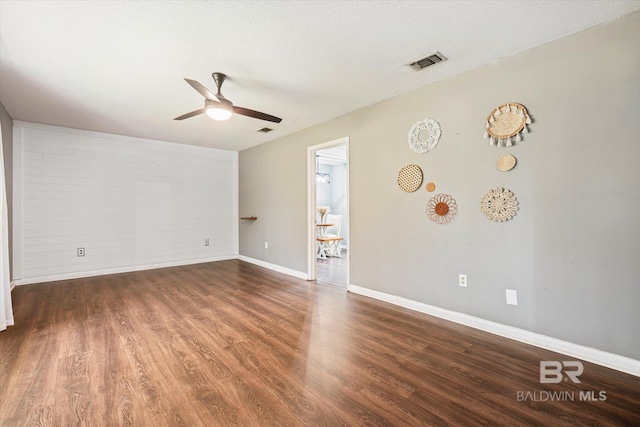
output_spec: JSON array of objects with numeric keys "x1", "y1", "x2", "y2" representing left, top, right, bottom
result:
[
  {"x1": 239, "y1": 12, "x2": 640, "y2": 360},
  {"x1": 0, "y1": 102, "x2": 13, "y2": 280}
]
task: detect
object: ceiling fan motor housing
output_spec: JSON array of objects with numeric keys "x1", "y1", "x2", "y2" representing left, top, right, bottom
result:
[{"x1": 212, "y1": 72, "x2": 227, "y2": 91}]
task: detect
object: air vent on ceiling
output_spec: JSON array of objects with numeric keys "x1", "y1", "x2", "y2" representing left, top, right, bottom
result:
[
  {"x1": 408, "y1": 52, "x2": 447, "y2": 71},
  {"x1": 257, "y1": 127, "x2": 274, "y2": 133}
]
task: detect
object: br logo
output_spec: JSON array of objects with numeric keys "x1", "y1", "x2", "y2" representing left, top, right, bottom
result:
[{"x1": 540, "y1": 361, "x2": 584, "y2": 383}]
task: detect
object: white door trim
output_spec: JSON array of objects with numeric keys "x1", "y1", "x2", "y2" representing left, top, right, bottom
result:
[{"x1": 307, "y1": 137, "x2": 350, "y2": 286}]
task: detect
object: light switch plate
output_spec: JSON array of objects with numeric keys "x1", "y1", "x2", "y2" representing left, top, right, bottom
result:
[{"x1": 506, "y1": 289, "x2": 518, "y2": 305}]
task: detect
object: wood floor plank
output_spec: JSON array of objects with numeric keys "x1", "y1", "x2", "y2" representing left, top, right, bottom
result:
[
  {"x1": 0, "y1": 285, "x2": 41, "y2": 384},
  {"x1": 1, "y1": 259, "x2": 639, "y2": 426},
  {"x1": 1, "y1": 284, "x2": 66, "y2": 422},
  {"x1": 155, "y1": 402, "x2": 208, "y2": 427}
]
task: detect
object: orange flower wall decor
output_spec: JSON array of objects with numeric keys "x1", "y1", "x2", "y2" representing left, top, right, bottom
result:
[{"x1": 426, "y1": 193, "x2": 457, "y2": 224}]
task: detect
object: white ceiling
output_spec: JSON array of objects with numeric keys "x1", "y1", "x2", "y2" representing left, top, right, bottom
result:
[{"x1": 1, "y1": 1, "x2": 639, "y2": 152}]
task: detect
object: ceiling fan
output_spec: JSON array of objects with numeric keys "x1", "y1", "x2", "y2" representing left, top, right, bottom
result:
[{"x1": 174, "y1": 72, "x2": 282, "y2": 123}]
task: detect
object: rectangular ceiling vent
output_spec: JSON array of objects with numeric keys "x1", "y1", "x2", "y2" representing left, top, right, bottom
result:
[
  {"x1": 408, "y1": 52, "x2": 447, "y2": 71},
  {"x1": 257, "y1": 127, "x2": 274, "y2": 133}
]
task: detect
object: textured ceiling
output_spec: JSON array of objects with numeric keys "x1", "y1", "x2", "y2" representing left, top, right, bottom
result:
[{"x1": 1, "y1": 1, "x2": 639, "y2": 151}]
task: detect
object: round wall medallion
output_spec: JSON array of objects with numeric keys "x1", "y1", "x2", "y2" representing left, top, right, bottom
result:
[
  {"x1": 479, "y1": 187, "x2": 519, "y2": 222},
  {"x1": 426, "y1": 193, "x2": 457, "y2": 224},
  {"x1": 408, "y1": 117, "x2": 441, "y2": 154},
  {"x1": 425, "y1": 182, "x2": 436, "y2": 192},
  {"x1": 397, "y1": 164, "x2": 423, "y2": 192},
  {"x1": 496, "y1": 154, "x2": 517, "y2": 171}
]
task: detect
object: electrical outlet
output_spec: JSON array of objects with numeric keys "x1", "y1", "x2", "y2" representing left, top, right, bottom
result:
[
  {"x1": 264, "y1": 242, "x2": 268, "y2": 249},
  {"x1": 77, "y1": 247, "x2": 85, "y2": 257},
  {"x1": 204, "y1": 238, "x2": 210, "y2": 246},
  {"x1": 506, "y1": 289, "x2": 518, "y2": 305},
  {"x1": 459, "y1": 274, "x2": 467, "y2": 287}
]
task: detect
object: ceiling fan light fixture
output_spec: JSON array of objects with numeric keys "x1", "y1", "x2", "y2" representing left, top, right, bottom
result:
[
  {"x1": 205, "y1": 104, "x2": 232, "y2": 121},
  {"x1": 175, "y1": 73, "x2": 282, "y2": 123}
]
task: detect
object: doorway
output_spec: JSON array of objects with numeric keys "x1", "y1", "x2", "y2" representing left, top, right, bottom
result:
[{"x1": 307, "y1": 137, "x2": 349, "y2": 288}]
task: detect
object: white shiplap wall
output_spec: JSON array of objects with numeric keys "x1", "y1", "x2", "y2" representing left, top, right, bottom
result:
[{"x1": 13, "y1": 122, "x2": 238, "y2": 284}]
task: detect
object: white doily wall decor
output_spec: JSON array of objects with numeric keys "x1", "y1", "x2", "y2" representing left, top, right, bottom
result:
[
  {"x1": 482, "y1": 103, "x2": 532, "y2": 147},
  {"x1": 397, "y1": 164, "x2": 423, "y2": 192},
  {"x1": 408, "y1": 117, "x2": 441, "y2": 154},
  {"x1": 496, "y1": 154, "x2": 517, "y2": 172},
  {"x1": 426, "y1": 193, "x2": 457, "y2": 224},
  {"x1": 479, "y1": 187, "x2": 519, "y2": 222}
]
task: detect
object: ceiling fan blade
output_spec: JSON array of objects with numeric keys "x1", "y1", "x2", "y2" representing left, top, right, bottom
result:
[
  {"x1": 184, "y1": 78, "x2": 217, "y2": 100},
  {"x1": 174, "y1": 108, "x2": 206, "y2": 120},
  {"x1": 233, "y1": 106, "x2": 282, "y2": 123}
]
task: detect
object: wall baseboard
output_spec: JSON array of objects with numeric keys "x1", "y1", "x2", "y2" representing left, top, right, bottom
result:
[
  {"x1": 13, "y1": 255, "x2": 238, "y2": 286},
  {"x1": 238, "y1": 256, "x2": 308, "y2": 280},
  {"x1": 348, "y1": 285, "x2": 640, "y2": 378}
]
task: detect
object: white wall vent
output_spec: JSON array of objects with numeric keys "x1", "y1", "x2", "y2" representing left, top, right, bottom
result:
[{"x1": 408, "y1": 52, "x2": 447, "y2": 71}]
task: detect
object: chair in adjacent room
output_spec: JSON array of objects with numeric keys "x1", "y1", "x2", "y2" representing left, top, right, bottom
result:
[{"x1": 320, "y1": 214, "x2": 342, "y2": 257}]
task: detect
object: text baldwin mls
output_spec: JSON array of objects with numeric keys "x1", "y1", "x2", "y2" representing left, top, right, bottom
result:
[{"x1": 517, "y1": 390, "x2": 607, "y2": 402}]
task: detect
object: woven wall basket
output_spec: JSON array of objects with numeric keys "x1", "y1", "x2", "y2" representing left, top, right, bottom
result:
[
  {"x1": 397, "y1": 164, "x2": 423, "y2": 192},
  {"x1": 482, "y1": 103, "x2": 532, "y2": 147},
  {"x1": 479, "y1": 187, "x2": 519, "y2": 222},
  {"x1": 496, "y1": 154, "x2": 517, "y2": 171}
]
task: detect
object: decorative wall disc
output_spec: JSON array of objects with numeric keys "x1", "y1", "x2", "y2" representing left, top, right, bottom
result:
[
  {"x1": 479, "y1": 187, "x2": 519, "y2": 222},
  {"x1": 426, "y1": 193, "x2": 457, "y2": 224},
  {"x1": 408, "y1": 117, "x2": 441, "y2": 154},
  {"x1": 482, "y1": 103, "x2": 532, "y2": 147},
  {"x1": 496, "y1": 154, "x2": 517, "y2": 171},
  {"x1": 397, "y1": 164, "x2": 423, "y2": 192},
  {"x1": 425, "y1": 182, "x2": 436, "y2": 192}
]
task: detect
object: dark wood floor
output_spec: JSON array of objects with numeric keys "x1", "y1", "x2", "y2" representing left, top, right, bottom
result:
[{"x1": 1, "y1": 260, "x2": 638, "y2": 426}]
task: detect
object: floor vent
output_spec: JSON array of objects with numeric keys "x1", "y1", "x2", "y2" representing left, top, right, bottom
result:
[
  {"x1": 408, "y1": 52, "x2": 447, "y2": 71},
  {"x1": 257, "y1": 127, "x2": 274, "y2": 133}
]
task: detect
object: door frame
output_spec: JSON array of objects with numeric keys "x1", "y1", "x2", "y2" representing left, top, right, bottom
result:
[{"x1": 307, "y1": 136, "x2": 350, "y2": 286}]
